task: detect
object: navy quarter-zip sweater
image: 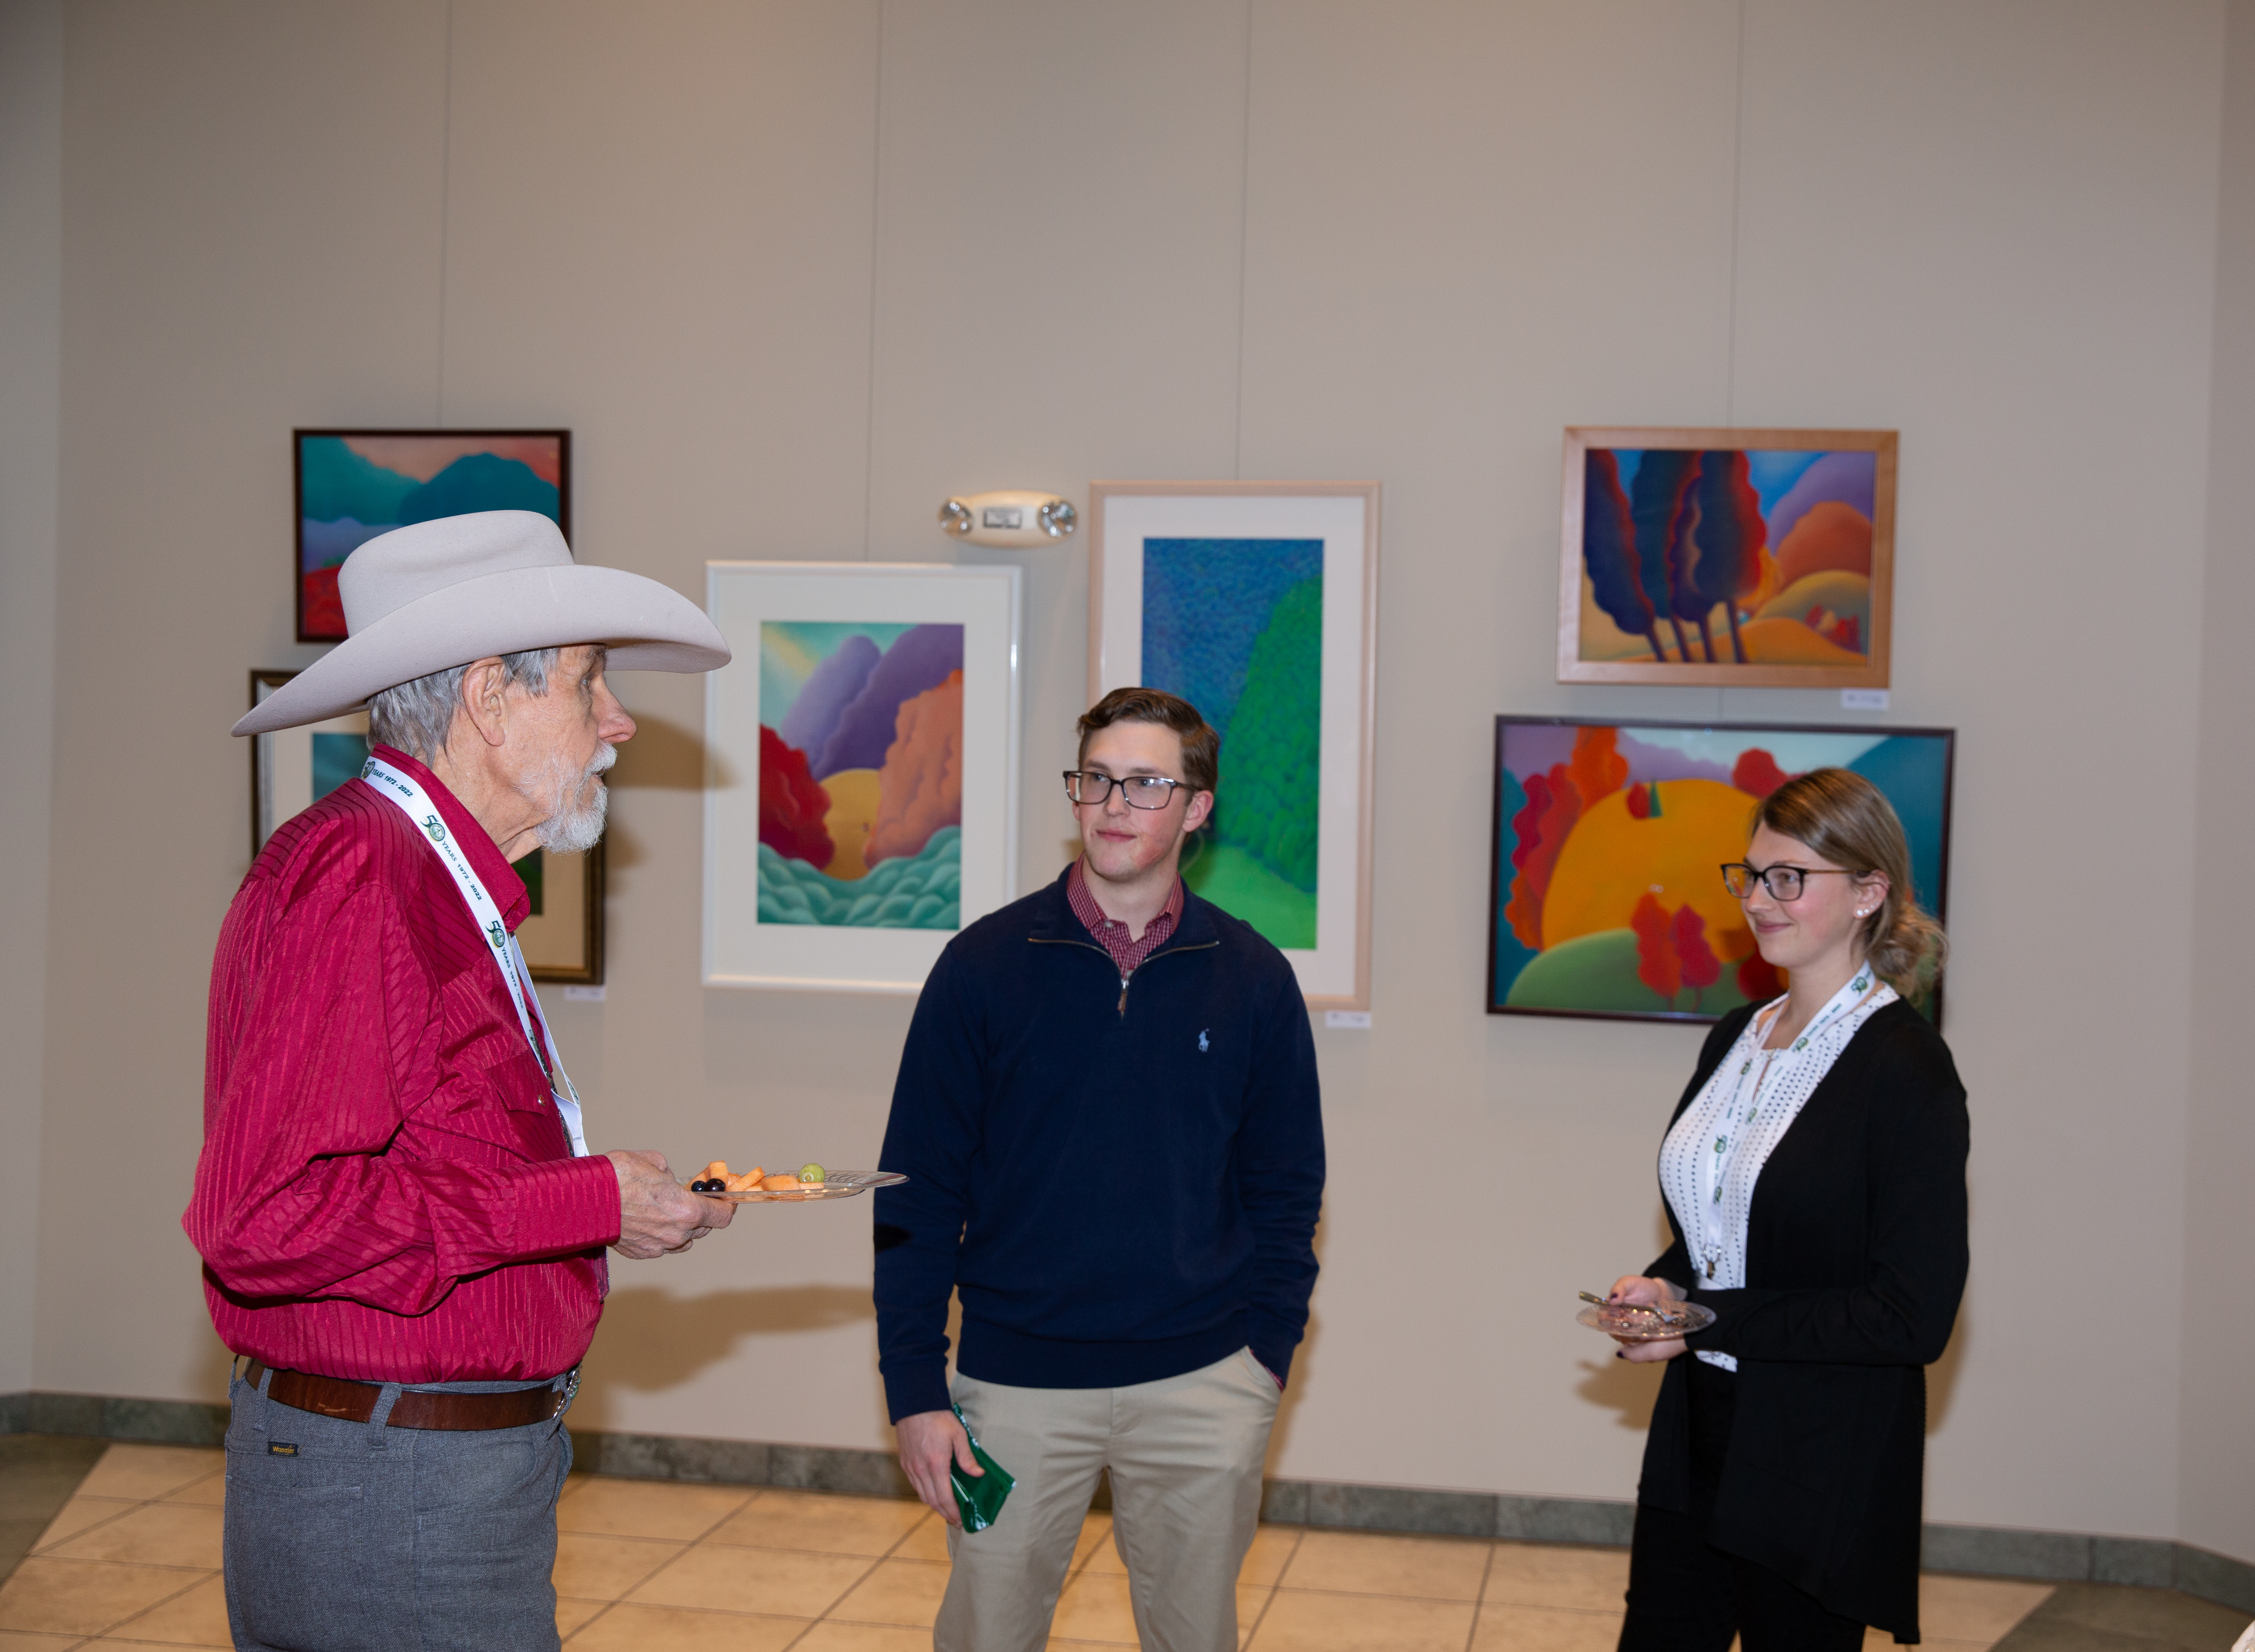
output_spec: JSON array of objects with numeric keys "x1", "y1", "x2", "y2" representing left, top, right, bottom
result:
[{"x1": 872, "y1": 867, "x2": 1325, "y2": 1422}]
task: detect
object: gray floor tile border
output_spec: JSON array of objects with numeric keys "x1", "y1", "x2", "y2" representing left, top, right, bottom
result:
[{"x1": 6, "y1": 1391, "x2": 2250, "y2": 1617}]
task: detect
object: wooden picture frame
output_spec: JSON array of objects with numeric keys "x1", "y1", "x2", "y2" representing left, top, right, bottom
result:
[
  {"x1": 294, "y1": 429, "x2": 571, "y2": 641},
  {"x1": 1487, "y1": 715, "x2": 1953, "y2": 1026},
  {"x1": 1558, "y1": 427, "x2": 1897, "y2": 687},
  {"x1": 1089, "y1": 481, "x2": 1380, "y2": 1011},
  {"x1": 702, "y1": 562, "x2": 1024, "y2": 993},
  {"x1": 249, "y1": 670, "x2": 605, "y2": 983}
]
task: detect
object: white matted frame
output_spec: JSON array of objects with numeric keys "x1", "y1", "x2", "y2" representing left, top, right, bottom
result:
[
  {"x1": 1089, "y1": 482, "x2": 1379, "y2": 1011},
  {"x1": 703, "y1": 561, "x2": 1023, "y2": 993}
]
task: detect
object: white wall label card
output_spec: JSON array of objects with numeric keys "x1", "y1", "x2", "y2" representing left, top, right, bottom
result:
[
  {"x1": 1841, "y1": 688, "x2": 1890, "y2": 710},
  {"x1": 1324, "y1": 1009, "x2": 1372, "y2": 1029}
]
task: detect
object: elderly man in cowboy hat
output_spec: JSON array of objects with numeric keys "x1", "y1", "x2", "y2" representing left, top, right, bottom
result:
[{"x1": 185, "y1": 511, "x2": 734, "y2": 1652}]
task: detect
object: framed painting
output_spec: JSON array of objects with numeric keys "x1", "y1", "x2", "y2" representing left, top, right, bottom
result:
[
  {"x1": 295, "y1": 429, "x2": 571, "y2": 641},
  {"x1": 1488, "y1": 716, "x2": 1953, "y2": 1026},
  {"x1": 1089, "y1": 481, "x2": 1379, "y2": 1011},
  {"x1": 249, "y1": 670, "x2": 606, "y2": 983},
  {"x1": 703, "y1": 562, "x2": 1023, "y2": 993},
  {"x1": 1558, "y1": 427, "x2": 1897, "y2": 687}
]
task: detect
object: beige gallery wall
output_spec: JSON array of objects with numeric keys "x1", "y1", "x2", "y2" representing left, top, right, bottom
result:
[
  {"x1": 2185, "y1": 0, "x2": 2255, "y2": 1573},
  {"x1": 0, "y1": 0, "x2": 63, "y2": 1400},
  {"x1": 20, "y1": 0, "x2": 2252, "y2": 1560}
]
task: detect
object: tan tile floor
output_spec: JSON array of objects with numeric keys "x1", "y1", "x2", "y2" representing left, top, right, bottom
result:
[{"x1": 0, "y1": 1443, "x2": 2060, "y2": 1650}]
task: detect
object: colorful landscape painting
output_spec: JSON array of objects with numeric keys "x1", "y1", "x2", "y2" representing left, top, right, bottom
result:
[
  {"x1": 1140, "y1": 538, "x2": 1322, "y2": 950},
  {"x1": 1489, "y1": 718, "x2": 1952, "y2": 1023},
  {"x1": 756, "y1": 621, "x2": 964, "y2": 929},
  {"x1": 1575, "y1": 444, "x2": 1882, "y2": 672},
  {"x1": 296, "y1": 431, "x2": 568, "y2": 639}
]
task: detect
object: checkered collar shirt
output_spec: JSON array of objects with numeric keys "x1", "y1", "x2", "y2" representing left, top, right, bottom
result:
[{"x1": 1066, "y1": 857, "x2": 1185, "y2": 981}]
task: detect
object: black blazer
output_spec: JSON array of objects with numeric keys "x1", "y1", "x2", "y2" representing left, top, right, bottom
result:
[{"x1": 1639, "y1": 997, "x2": 1969, "y2": 1643}]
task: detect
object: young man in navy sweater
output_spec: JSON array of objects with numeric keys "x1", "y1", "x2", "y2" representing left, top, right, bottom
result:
[{"x1": 873, "y1": 687, "x2": 1324, "y2": 1652}]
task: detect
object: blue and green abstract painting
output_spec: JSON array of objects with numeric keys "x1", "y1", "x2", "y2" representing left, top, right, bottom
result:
[{"x1": 1140, "y1": 538, "x2": 1323, "y2": 949}]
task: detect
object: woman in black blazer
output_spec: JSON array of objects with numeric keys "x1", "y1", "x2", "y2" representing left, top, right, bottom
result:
[{"x1": 1607, "y1": 767, "x2": 1968, "y2": 1651}]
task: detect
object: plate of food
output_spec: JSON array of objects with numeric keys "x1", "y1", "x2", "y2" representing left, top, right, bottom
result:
[
  {"x1": 685, "y1": 1163, "x2": 908, "y2": 1203},
  {"x1": 1576, "y1": 1295, "x2": 1715, "y2": 1343}
]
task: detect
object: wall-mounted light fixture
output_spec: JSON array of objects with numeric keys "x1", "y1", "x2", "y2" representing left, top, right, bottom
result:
[{"x1": 938, "y1": 490, "x2": 1077, "y2": 549}]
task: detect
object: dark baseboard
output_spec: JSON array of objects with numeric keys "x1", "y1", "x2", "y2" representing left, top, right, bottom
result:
[
  {"x1": 562, "y1": 1423, "x2": 2254, "y2": 1611},
  {"x1": 7, "y1": 1392, "x2": 2249, "y2": 1615},
  {"x1": 0, "y1": 1390, "x2": 227, "y2": 1447}
]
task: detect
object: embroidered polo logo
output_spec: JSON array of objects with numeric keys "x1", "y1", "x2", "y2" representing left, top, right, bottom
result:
[
  {"x1": 268, "y1": 1442, "x2": 298, "y2": 1456},
  {"x1": 1198, "y1": 1029, "x2": 1210, "y2": 1052},
  {"x1": 422, "y1": 814, "x2": 447, "y2": 842}
]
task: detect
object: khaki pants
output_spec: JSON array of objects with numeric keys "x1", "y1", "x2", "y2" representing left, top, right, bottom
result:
[{"x1": 937, "y1": 1348, "x2": 1281, "y2": 1652}]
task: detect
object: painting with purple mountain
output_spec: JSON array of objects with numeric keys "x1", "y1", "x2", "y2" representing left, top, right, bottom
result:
[
  {"x1": 294, "y1": 430, "x2": 568, "y2": 641},
  {"x1": 756, "y1": 621, "x2": 965, "y2": 928},
  {"x1": 1560, "y1": 428, "x2": 1896, "y2": 687}
]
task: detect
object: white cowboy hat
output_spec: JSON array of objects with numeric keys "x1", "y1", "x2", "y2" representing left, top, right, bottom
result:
[{"x1": 234, "y1": 511, "x2": 730, "y2": 736}]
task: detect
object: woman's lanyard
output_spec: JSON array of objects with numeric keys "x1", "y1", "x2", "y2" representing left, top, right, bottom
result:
[
  {"x1": 1697, "y1": 965, "x2": 1880, "y2": 1280},
  {"x1": 360, "y1": 756, "x2": 589, "y2": 1157}
]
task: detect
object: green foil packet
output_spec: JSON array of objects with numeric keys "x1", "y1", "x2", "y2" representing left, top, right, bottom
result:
[{"x1": 949, "y1": 1403, "x2": 1015, "y2": 1532}]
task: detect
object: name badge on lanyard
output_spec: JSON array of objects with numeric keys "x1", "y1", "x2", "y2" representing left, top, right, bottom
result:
[{"x1": 360, "y1": 757, "x2": 590, "y2": 1156}]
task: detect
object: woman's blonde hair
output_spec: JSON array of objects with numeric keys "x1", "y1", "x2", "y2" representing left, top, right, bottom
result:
[{"x1": 1753, "y1": 767, "x2": 1947, "y2": 999}]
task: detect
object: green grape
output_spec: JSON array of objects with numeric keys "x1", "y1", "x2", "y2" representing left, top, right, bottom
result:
[{"x1": 797, "y1": 1163, "x2": 826, "y2": 1184}]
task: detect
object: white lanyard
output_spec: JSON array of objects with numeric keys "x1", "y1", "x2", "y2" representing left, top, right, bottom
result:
[
  {"x1": 359, "y1": 757, "x2": 589, "y2": 1157},
  {"x1": 1696, "y1": 966, "x2": 1880, "y2": 1280}
]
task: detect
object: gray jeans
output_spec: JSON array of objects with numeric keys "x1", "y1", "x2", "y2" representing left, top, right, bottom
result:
[{"x1": 222, "y1": 1365, "x2": 573, "y2": 1652}]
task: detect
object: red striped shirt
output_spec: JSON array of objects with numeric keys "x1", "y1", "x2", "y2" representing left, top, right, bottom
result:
[
  {"x1": 1066, "y1": 856, "x2": 1184, "y2": 978},
  {"x1": 184, "y1": 746, "x2": 621, "y2": 1382}
]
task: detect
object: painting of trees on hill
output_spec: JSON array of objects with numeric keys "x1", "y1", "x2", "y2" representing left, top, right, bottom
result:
[
  {"x1": 1140, "y1": 538, "x2": 1323, "y2": 949},
  {"x1": 755, "y1": 621, "x2": 963, "y2": 929},
  {"x1": 1560, "y1": 428, "x2": 1896, "y2": 688},
  {"x1": 1487, "y1": 717, "x2": 1953, "y2": 1024},
  {"x1": 294, "y1": 430, "x2": 568, "y2": 641}
]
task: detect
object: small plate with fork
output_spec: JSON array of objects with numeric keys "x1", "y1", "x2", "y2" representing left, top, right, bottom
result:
[{"x1": 1576, "y1": 1292, "x2": 1715, "y2": 1342}]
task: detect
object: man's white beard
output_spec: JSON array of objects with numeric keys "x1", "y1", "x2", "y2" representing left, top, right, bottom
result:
[{"x1": 528, "y1": 742, "x2": 616, "y2": 854}]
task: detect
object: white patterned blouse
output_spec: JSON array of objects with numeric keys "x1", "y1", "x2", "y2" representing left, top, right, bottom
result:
[{"x1": 1658, "y1": 964, "x2": 1898, "y2": 1372}]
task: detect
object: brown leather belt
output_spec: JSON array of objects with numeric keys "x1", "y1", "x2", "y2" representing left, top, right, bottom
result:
[{"x1": 243, "y1": 1359, "x2": 568, "y2": 1431}]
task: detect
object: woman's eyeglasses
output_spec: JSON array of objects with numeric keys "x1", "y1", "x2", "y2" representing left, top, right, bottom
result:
[{"x1": 1719, "y1": 862, "x2": 1863, "y2": 902}]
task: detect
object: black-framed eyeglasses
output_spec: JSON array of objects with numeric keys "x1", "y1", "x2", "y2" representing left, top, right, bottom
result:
[
  {"x1": 1063, "y1": 770, "x2": 1189, "y2": 810},
  {"x1": 1720, "y1": 862, "x2": 1865, "y2": 902}
]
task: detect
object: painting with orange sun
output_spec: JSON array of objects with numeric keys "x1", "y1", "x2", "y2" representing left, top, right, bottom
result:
[{"x1": 1489, "y1": 717, "x2": 1953, "y2": 1025}]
